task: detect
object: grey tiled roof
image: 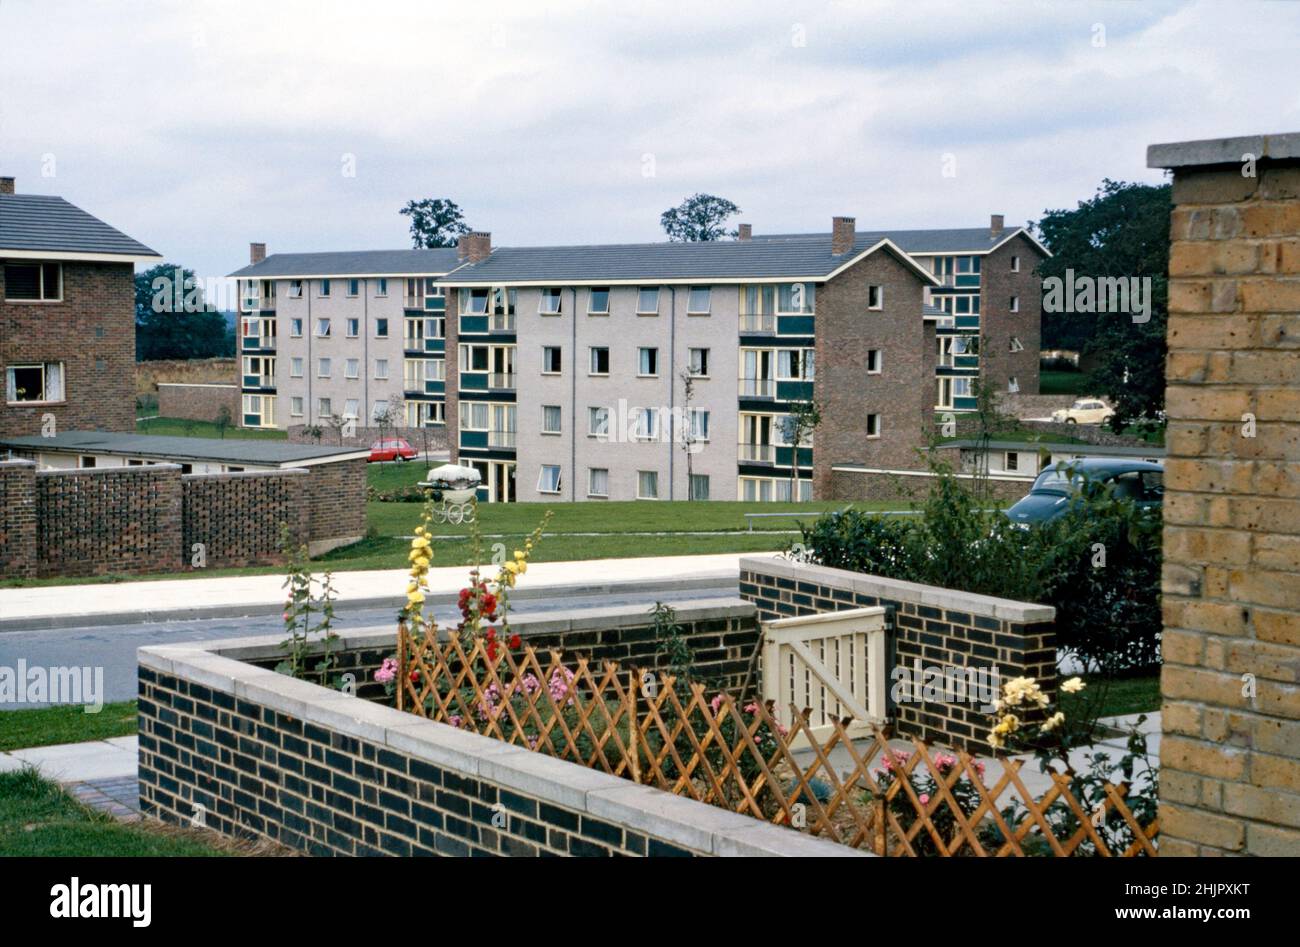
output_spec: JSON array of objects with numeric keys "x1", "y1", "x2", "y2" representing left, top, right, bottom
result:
[
  {"x1": 0, "y1": 431, "x2": 367, "y2": 466},
  {"x1": 752, "y1": 227, "x2": 1029, "y2": 254},
  {"x1": 935, "y1": 439, "x2": 1167, "y2": 457},
  {"x1": 229, "y1": 248, "x2": 462, "y2": 278},
  {"x1": 0, "y1": 193, "x2": 160, "y2": 257}
]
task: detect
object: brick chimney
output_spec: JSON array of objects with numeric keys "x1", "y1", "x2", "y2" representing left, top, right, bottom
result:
[
  {"x1": 831, "y1": 216, "x2": 856, "y2": 255},
  {"x1": 458, "y1": 231, "x2": 492, "y2": 263},
  {"x1": 250, "y1": 242, "x2": 267, "y2": 264},
  {"x1": 0, "y1": 176, "x2": 15, "y2": 195},
  {"x1": 737, "y1": 223, "x2": 752, "y2": 241},
  {"x1": 990, "y1": 214, "x2": 1005, "y2": 239}
]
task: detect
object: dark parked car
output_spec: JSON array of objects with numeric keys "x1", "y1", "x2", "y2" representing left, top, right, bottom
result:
[{"x1": 1005, "y1": 458, "x2": 1164, "y2": 526}]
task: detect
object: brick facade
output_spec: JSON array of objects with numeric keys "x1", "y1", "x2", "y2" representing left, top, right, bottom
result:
[
  {"x1": 0, "y1": 459, "x2": 37, "y2": 578},
  {"x1": 739, "y1": 557, "x2": 1056, "y2": 752},
  {"x1": 1152, "y1": 137, "x2": 1300, "y2": 857},
  {"x1": 0, "y1": 260, "x2": 136, "y2": 437},
  {"x1": 156, "y1": 383, "x2": 240, "y2": 423},
  {"x1": 814, "y1": 251, "x2": 932, "y2": 497},
  {"x1": 825, "y1": 466, "x2": 1033, "y2": 504},
  {"x1": 182, "y1": 470, "x2": 310, "y2": 569},
  {"x1": 981, "y1": 232, "x2": 1045, "y2": 396}
]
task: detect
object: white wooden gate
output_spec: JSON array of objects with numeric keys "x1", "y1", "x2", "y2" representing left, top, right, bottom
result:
[{"x1": 760, "y1": 606, "x2": 889, "y2": 748}]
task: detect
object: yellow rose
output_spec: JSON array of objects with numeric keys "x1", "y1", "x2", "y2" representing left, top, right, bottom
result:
[
  {"x1": 1042, "y1": 711, "x2": 1066, "y2": 732},
  {"x1": 1061, "y1": 677, "x2": 1086, "y2": 694}
]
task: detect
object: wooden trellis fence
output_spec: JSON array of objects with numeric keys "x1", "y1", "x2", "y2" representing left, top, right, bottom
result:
[{"x1": 396, "y1": 622, "x2": 1159, "y2": 856}]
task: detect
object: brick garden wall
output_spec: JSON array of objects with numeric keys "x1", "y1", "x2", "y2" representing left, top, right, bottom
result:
[
  {"x1": 182, "y1": 470, "x2": 310, "y2": 569},
  {"x1": 739, "y1": 557, "x2": 1056, "y2": 752},
  {"x1": 1152, "y1": 136, "x2": 1300, "y2": 856},
  {"x1": 35, "y1": 465, "x2": 183, "y2": 578},
  {"x1": 156, "y1": 383, "x2": 240, "y2": 423},
  {"x1": 0, "y1": 459, "x2": 37, "y2": 578},
  {"x1": 825, "y1": 466, "x2": 1033, "y2": 504},
  {"x1": 301, "y1": 458, "x2": 367, "y2": 555}
]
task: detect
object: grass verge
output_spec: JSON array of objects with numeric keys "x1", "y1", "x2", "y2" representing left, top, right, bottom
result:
[
  {"x1": 0, "y1": 701, "x2": 138, "y2": 753},
  {"x1": 135, "y1": 416, "x2": 287, "y2": 440}
]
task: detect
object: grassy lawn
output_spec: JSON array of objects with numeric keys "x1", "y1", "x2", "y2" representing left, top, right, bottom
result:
[
  {"x1": 135, "y1": 416, "x2": 287, "y2": 440},
  {"x1": 1060, "y1": 673, "x2": 1161, "y2": 722},
  {"x1": 0, "y1": 768, "x2": 229, "y2": 857},
  {"x1": 1039, "y1": 369, "x2": 1095, "y2": 395},
  {"x1": 0, "y1": 701, "x2": 138, "y2": 753}
]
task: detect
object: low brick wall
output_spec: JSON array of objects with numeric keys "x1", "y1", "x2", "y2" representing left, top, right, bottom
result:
[
  {"x1": 994, "y1": 392, "x2": 1080, "y2": 418},
  {"x1": 739, "y1": 557, "x2": 1056, "y2": 752},
  {"x1": 136, "y1": 605, "x2": 859, "y2": 858},
  {"x1": 826, "y1": 466, "x2": 1033, "y2": 504},
  {"x1": 182, "y1": 470, "x2": 310, "y2": 569},
  {"x1": 157, "y1": 383, "x2": 240, "y2": 423},
  {"x1": 0, "y1": 460, "x2": 37, "y2": 579},
  {"x1": 36, "y1": 465, "x2": 183, "y2": 578},
  {"x1": 288, "y1": 424, "x2": 448, "y2": 455},
  {"x1": 301, "y1": 458, "x2": 367, "y2": 556}
]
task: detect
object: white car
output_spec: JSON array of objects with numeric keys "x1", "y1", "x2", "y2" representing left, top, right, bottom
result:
[{"x1": 1052, "y1": 398, "x2": 1113, "y2": 425}]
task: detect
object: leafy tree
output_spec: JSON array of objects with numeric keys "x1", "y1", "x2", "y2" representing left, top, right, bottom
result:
[
  {"x1": 134, "y1": 263, "x2": 232, "y2": 361},
  {"x1": 400, "y1": 198, "x2": 471, "y2": 249},
  {"x1": 1033, "y1": 180, "x2": 1171, "y2": 430},
  {"x1": 660, "y1": 193, "x2": 740, "y2": 242},
  {"x1": 779, "y1": 400, "x2": 821, "y2": 502}
]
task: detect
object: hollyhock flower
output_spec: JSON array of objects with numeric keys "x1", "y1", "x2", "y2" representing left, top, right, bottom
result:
[
  {"x1": 709, "y1": 694, "x2": 725, "y2": 714},
  {"x1": 509, "y1": 634, "x2": 522, "y2": 650},
  {"x1": 919, "y1": 793, "x2": 930, "y2": 806},
  {"x1": 448, "y1": 714, "x2": 462, "y2": 728},
  {"x1": 487, "y1": 641, "x2": 498, "y2": 662},
  {"x1": 374, "y1": 657, "x2": 398, "y2": 684}
]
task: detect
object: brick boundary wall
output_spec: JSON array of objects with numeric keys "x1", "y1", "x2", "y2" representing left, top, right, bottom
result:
[
  {"x1": 35, "y1": 465, "x2": 183, "y2": 578},
  {"x1": 993, "y1": 393, "x2": 1080, "y2": 418},
  {"x1": 738, "y1": 557, "x2": 1056, "y2": 752},
  {"x1": 301, "y1": 458, "x2": 367, "y2": 556},
  {"x1": 1150, "y1": 134, "x2": 1300, "y2": 856},
  {"x1": 156, "y1": 383, "x2": 240, "y2": 423},
  {"x1": 288, "y1": 424, "x2": 448, "y2": 455},
  {"x1": 182, "y1": 470, "x2": 310, "y2": 569},
  {"x1": 0, "y1": 459, "x2": 37, "y2": 578},
  {"x1": 136, "y1": 611, "x2": 862, "y2": 858},
  {"x1": 826, "y1": 466, "x2": 1034, "y2": 504}
]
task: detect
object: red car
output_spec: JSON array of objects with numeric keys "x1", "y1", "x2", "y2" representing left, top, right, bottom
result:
[{"x1": 368, "y1": 438, "x2": 418, "y2": 463}]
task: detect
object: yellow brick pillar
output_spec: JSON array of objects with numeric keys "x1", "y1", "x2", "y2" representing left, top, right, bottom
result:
[{"x1": 1149, "y1": 133, "x2": 1300, "y2": 856}]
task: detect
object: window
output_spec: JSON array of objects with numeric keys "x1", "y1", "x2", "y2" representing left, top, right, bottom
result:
[
  {"x1": 345, "y1": 358, "x2": 360, "y2": 379},
  {"x1": 80, "y1": 456, "x2": 96, "y2": 469},
  {"x1": 344, "y1": 398, "x2": 360, "y2": 419},
  {"x1": 632, "y1": 407, "x2": 659, "y2": 440},
  {"x1": 318, "y1": 358, "x2": 332, "y2": 378},
  {"x1": 291, "y1": 396, "x2": 304, "y2": 417},
  {"x1": 288, "y1": 280, "x2": 303, "y2": 298},
  {"x1": 3, "y1": 262, "x2": 61, "y2": 301},
  {"x1": 5, "y1": 362, "x2": 63, "y2": 403},
  {"x1": 776, "y1": 282, "x2": 814, "y2": 314},
  {"x1": 688, "y1": 348, "x2": 710, "y2": 377},
  {"x1": 1008, "y1": 376, "x2": 1020, "y2": 393},
  {"x1": 318, "y1": 397, "x2": 332, "y2": 418},
  {"x1": 686, "y1": 286, "x2": 711, "y2": 315},
  {"x1": 347, "y1": 279, "x2": 360, "y2": 297},
  {"x1": 346, "y1": 317, "x2": 360, "y2": 337},
  {"x1": 316, "y1": 318, "x2": 332, "y2": 337},
  {"x1": 867, "y1": 285, "x2": 883, "y2": 310},
  {"x1": 1010, "y1": 336, "x2": 1025, "y2": 352},
  {"x1": 290, "y1": 357, "x2": 304, "y2": 378},
  {"x1": 460, "y1": 344, "x2": 490, "y2": 373},
  {"x1": 1005, "y1": 452, "x2": 1020, "y2": 472},
  {"x1": 290, "y1": 318, "x2": 303, "y2": 337},
  {"x1": 376, "y1": 318, "x2": 389, "y2": 338},
  {"x1": 539, "y1": 288, "x2": 563, "y2": 315},
  {"x1": 588, "y1": 406, "x2": 610, "y2": 437},
  {"x1": 636, "y1": 287, "x2": 660, "y2": 314},
  {"x1": 638, "y1": 347, "x2": 658, "y2": 377},
  {"x1": 866, "y1": 413, "x2": 881, "y2": 438},
  {"x1": 588, "y1": 468, "x2": 609, "y2": 498},
  {"x1": 954, "y1": 377, "x2": 972, "y2": 398},
  {"x1": 867, "y1": 349, "x2": 882, "y2": 374},
  {"x1": 542, "y1": 347, "x2": 562, "y2": 374},
  {"x1": 688, "y1": 408, "x2": 710, "y2": 441},
  {"x1": 406, "y1": 401, "x2": 445, "y2": 427},
  {"x1": 689, "y1": 474, "x2": 710, "y2": 501},
  {"x1": 637, "y1": 470, "x2": 659, "y2": 500},
  {"x1": 587, "y1": 287, "x2": 610, "y2": 315},
  {"x1": 374, "y1": 358, "x2": 389, "y2": 380},
  {"x1": 776, "y1": 349, "x2": 814, "y2": 380},
  {"x1": 1009, "y1": 296, "x2": 1019, "y2": 313},
  {"x1": 1010, "y1": 255, "x2": 1020, "y2": 272},
  {"x1": 541, "y1": 405, "x2": 562, "y2": 434},
  {"x1": 377, "y1": 278, "x2": 388, "y2": 296},
  {"x1": 319, "y1": 278, "x2": 331, "y2": 297},
  {"x1": 460, "y1": 402, "x2": 489, "y2": 430},
  {"x1": 463, "y1": 288, "x2": 489, "y2": 315},
  {"x1": 589, "y1": 347, "x2": 610, "y2": 375},
  {"x1": 537, "y1": 465, "x2": 563, "y2": 494},
  {"x1": 371, "y1": 400, "x2": 388, "y2": 421}
]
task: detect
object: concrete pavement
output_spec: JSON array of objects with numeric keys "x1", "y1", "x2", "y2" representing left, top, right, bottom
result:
[{"x1": 0, "y1": 552, "x2": 751, "y2": 631}]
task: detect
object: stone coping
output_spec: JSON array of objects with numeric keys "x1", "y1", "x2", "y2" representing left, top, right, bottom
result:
[
  {"x1": 137, "y1": 598, "x2": 862, "y2": 859},
  {"x1": 740, "y1": 556, "x2": 1055, "y2": 624},
  {"x1": 1148, "y1": 131, "x2": 1300, "y2": 169}
]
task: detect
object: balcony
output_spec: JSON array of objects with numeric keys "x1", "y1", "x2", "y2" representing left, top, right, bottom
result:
[
  {"x1": 241, "y1": 335, "x2": 276, "y2": 351},
  {"x1": 242, "y1": 374, "x2": 276, "y2": 389},
  {"x1": 738, "y1": 377, "x2": 775, "y2": 398},
  {"x1": 739, "y1": 313, "x2": 775, "y2": 333},
  {"x1": 738, "y1": 443, "x2": 775, "y2": 464},
  {"x1": 488, "y1": 372, "x2": 516, "y2": 390},
  {"x1": 240, "y1": 296, "x2": 276, "y2": 313},
  {"x1": 488, "y1": 429, "x2": 517, "y2": 449},
  {"x1": 489, "y1": 313, "x2": 517, "y2": 333}
]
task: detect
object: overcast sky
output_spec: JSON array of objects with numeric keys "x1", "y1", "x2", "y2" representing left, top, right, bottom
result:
[{"x1": 1, "y1": 0, "x2": 1296, "y2": 285}]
